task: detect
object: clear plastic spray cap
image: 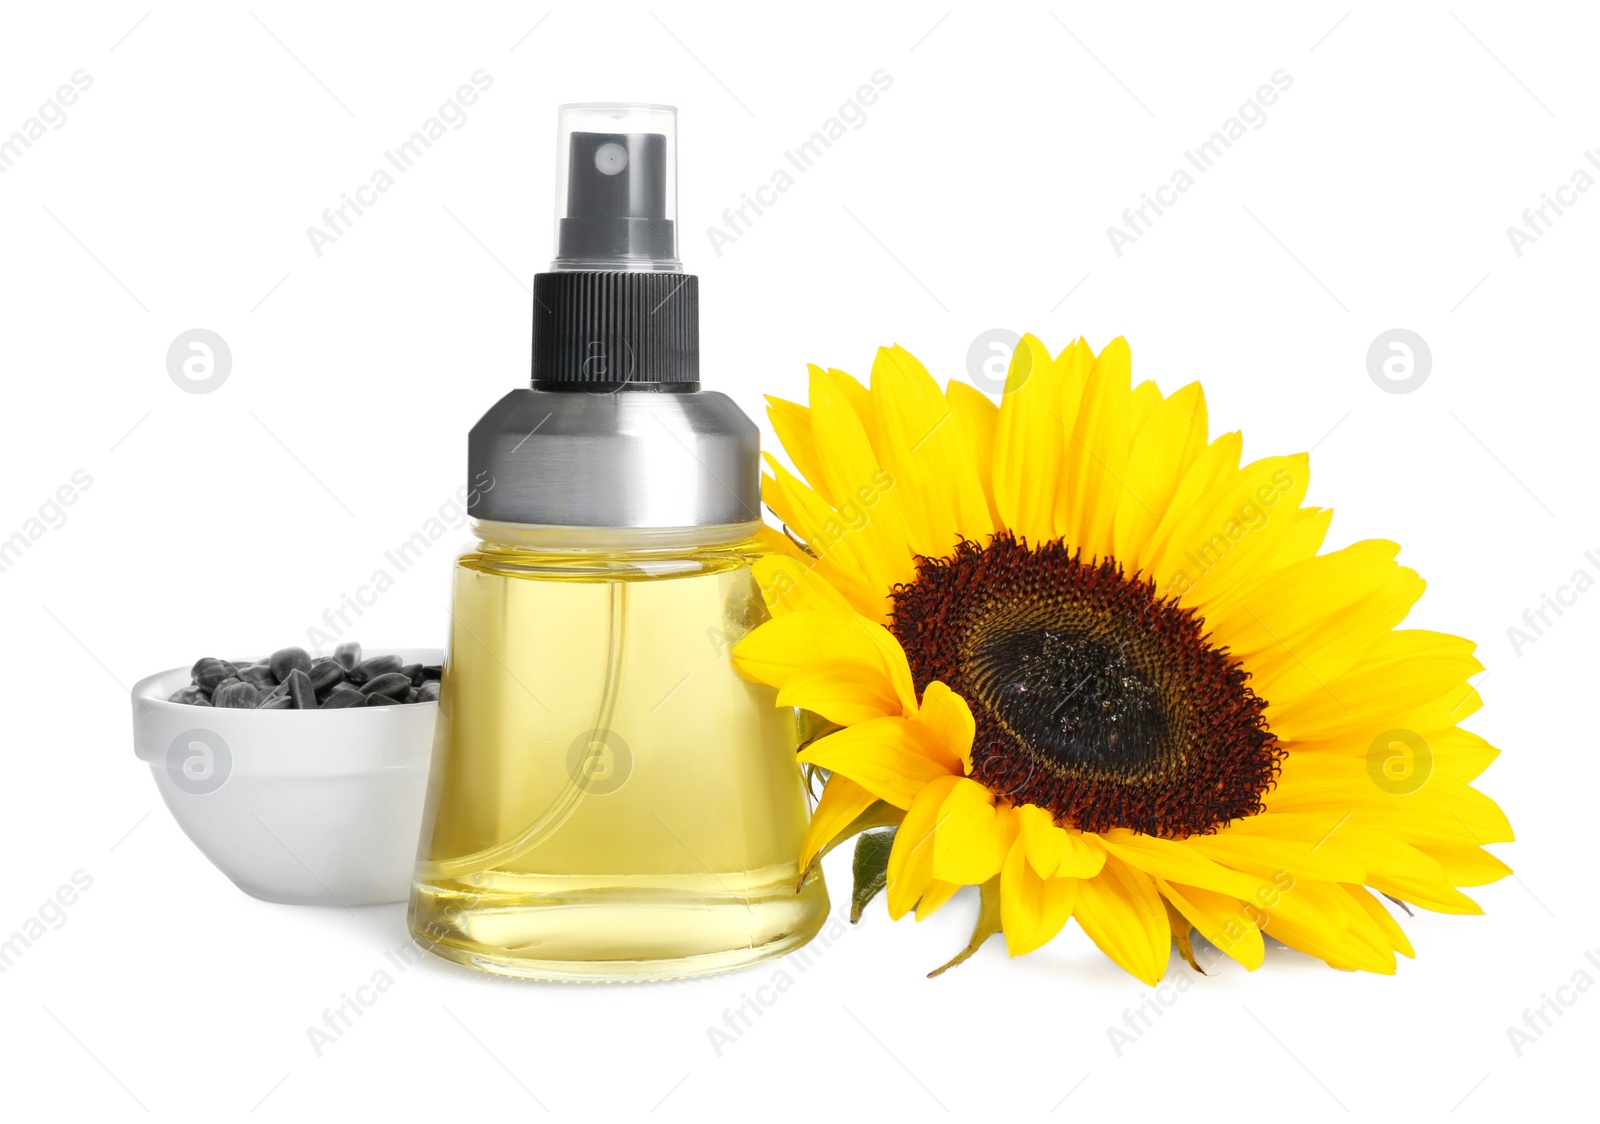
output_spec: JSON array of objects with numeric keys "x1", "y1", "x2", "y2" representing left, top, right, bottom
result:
[{"x1": 551, "y1": 103, "x2": 681, "y2": 272}]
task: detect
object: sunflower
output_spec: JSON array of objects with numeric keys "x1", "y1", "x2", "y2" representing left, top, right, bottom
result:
[{"x1": 733, "y1": 334, "x2": 1513, "y2": 983}]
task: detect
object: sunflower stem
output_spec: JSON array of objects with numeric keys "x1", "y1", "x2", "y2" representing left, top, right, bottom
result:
[{"x1": 927, "y1": 877, "x2": 1002, "y2": 977}]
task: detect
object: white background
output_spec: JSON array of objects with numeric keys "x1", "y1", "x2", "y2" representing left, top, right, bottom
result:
[{"x1": 0, "y1": 2, "x2": 1592, "y2": 1119}]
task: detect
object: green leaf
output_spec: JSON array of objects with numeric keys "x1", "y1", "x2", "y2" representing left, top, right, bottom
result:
[
  {"x1": 850, "y1": 827, "x2": 897, "y2": 923},
  {"x1": 928, "y1": 876, "x2": 1002, "y2": 977}
]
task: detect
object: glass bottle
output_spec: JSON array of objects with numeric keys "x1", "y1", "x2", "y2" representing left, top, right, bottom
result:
[{"x1": 407, "y1": 104, "x2": 828, "y2": 980}]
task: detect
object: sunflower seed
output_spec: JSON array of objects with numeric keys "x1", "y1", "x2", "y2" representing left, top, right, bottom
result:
[
  {"x1": 351, "y1": 655, "x2": 403, "y2": 685},
  {"x1": 213, "y1": 681, "x2": 262, "y2": 709},
  {"x1": 269, "y1": 646, "x2": 312, "y2": 683},
  {"x1": 308, "y1": 659, "x2": 345, "y2": 694},
  {"x1": 285, "y1": 668, "x2": 316, "y2": 709},
  {"x1": 319, "y1": 685, "x2": 367, "y2": 709},
  {"x1": 239, "y1": 663, "x2": 277, "y2": 690},
  {"x1": 359, "y1": 671, "x2": 412, "y2": 699},
  {"x1": 191, "y1": 658, "x2": 233, "y2": 691},
  {"x1": 168, "y1": 643, "x2": 437, "y2": 707}
]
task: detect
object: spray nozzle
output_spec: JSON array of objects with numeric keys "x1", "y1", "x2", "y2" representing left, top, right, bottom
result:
[{"x1": 552, "y1": 104, "x2": 680, "y2": 272}]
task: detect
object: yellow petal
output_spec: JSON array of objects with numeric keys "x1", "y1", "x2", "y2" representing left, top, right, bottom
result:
[
  {"x1": 1155, "y1": 879, "x2": 1265, "y2": 970},
  {"x1": 765, "y1": 395, "x2": 827, "y2": 497},
  {"x1": 770, "y1": 665, "x2": 902, "y2": 728},
  {"x1": 1112, "y1": 381, "x2": 1209, "y2": 565},
  {"x1": 1162, "y1": 453, "x2": 1311, "y2": 614},
  {"x1": 1016, "y1": 804, "x2": 1105, "y2": 879},
  {"x1": 733, "y1": 610, "x2": 916, "y2": 723},
  {"x1": 1344, "y1": 884, "x2": 1415, "y2": 959},
  {"x1": 992, "y1": 334, "x2": 1065, "y2": 544},
  {"x1": 886, "y1": 775, "x2": 963, "y2": 918},
  {"x1": 911, "y1": 681, "x2": 974, "y2": 773},
  {"x1": 1368, "y1": 877, "x2": 1483, "y2": 915},
  {"x1": 1133, "y1": 431, "x2": 1241, "y2": 585},
  {"x1": 1243, "y1": 568, "x2": 1429, "y2": 708},
  {"x1": 1100, "y1": 829, "x2": 1285, "y2": 901},
  {"x1": 1292, "y1": 723, "x2": 1499, "y2": 785},
  {"x1": 1015, "y1": 803, "x2": 1067, "y2": 877},
  {"x1": 1416, "y1": 843, "x2": 1512, "y2": 886},
  {"x1": 1265, "y1": 650, "x2": 1483, "y2": 744},
  {"x1": 821, "y1": 366, "x2": 885, "y2": 457},
  {"x1": 915, "y1": 878, "x2": 963, "y2": 919},
  {"x1": 1128, "y1": 379, "x2": 1163, "y2": 434},
  {"x1": 931, "y1": 778, "x2": 1014, "y2": 884},
  {"x1": 1057, "y1": 336, "x2": 1132, "y2": 560},
  {"x1": 800, "y1": 774, "x2": 879, "y2": 871},
  {"x1": 1001, "y1": 836, "x2": 1077, "y2": 956},
  {"x1": 1072, "y1": 854, "x2": 1171, "y2": 986},
  {"x1": 797, "y1": 718, "x2": 958, "y2": 810},
  {"x1": 808, "y1": 365, "x2": 917, "y2": 592},
  {"x1": 761, "y1": 458, "x2": 889, "y2": 619},
  {"x1": 1262, "y1": 506, "x2": 1335, "y2": 576},
  {"x1": 1059, "y1": 832, "x2": 1107, "y2": 878},
  {"x1": 1186, "y1": 831, "x2": 1366, "y2": 885},
  {"x1": 751, "y1": 553, "x2": 859, "y2": 618},
  {"x1": 752, "y1": 522, "x2": 806, "y2": 562},
  {"x1": 1261, "y1": 879, "x2": 1399, "y2": 974},
  {"x1": 1202, "y1": 539, "x2": 1408, "y2": 661},
  {"x1": 1214, "y1": 799, "x2": 1448, "y2": 888},
  {"x1": 946, "y1": 380, "x2": 1001, "y2": 528},
  {"x1": 870, "y1": 345, "x2": 992, "y2": 555}
]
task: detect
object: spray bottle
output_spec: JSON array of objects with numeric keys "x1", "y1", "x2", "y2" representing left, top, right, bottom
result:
[{"x1": 408, "y1": 104, "x2": 829, "y2": 980}]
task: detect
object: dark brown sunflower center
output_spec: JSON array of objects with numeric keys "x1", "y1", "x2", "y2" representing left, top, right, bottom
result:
[
  {"x1": 889, "y1": 533, "x2": 1282, "y2": 838},
  {"x1": 968, "y1": 628, "x2": 1172, "y2": 778}
]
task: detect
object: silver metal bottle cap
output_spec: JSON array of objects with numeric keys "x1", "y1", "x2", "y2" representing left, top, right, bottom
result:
[{"x1": 467, "y1": 388, "x2": 761, "y2": 529}]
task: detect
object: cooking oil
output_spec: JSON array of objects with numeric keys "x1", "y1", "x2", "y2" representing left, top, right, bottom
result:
[{"x1": 409, "y1": 526, "x2": 828, "y2": 980}]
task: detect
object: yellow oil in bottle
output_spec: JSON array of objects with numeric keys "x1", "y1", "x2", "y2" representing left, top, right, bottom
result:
[{"x1": 408, "y1": 527, "x2": 828, "y2": 981}]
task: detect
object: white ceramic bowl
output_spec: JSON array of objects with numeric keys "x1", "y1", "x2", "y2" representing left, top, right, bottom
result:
[{"x1": 131, "y1": 649, "x2": 439, "y2": 906}]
